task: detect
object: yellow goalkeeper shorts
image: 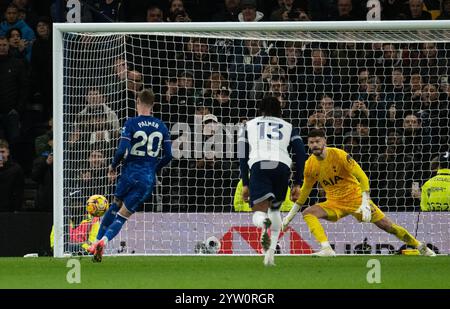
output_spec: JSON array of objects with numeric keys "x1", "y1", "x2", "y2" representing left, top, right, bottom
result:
[{"x1": 317, "y1": 199, "x2": 385, "y2": 223}]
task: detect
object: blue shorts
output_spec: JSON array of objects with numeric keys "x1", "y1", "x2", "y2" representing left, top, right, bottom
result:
[
  {"x1": 115, "y1": 170, "x2": 155, "y2": 214},
  {"x1": 249, "y1": 161, "x2": 290, "y2": 209}
]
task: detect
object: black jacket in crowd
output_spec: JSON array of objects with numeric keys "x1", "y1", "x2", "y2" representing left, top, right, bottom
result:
[
  {"x1": 0, "y1": 160, "x2": 24, "y2": 212},
  {"x1": 0, "y1": 55, "x2": 28, "y2": 114}
]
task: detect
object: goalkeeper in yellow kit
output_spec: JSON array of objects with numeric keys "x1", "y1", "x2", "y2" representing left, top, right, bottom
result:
[{"x1": 283, "y1": 129, "x2": 436, "y2": 257}]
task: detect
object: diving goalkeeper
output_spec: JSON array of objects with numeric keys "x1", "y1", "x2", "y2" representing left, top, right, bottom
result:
[{"x1": 283, "y1": 129, "x2": 436, "y2": 257}]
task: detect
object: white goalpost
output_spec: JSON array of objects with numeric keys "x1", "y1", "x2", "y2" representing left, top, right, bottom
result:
[{"x1": 53, "y1": 21, "x2": 450, "y2": 257}]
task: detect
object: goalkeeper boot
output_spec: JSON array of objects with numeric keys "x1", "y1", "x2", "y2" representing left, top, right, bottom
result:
[
  {"x1": 87, "y1": 241, "x2": 98, "y2": 255},
  {"x1": 263, "y1": 248, "x2": 276, "y2": 266},
  {"x1": 92, "y1": 239, "x2": 105, "y2": 263},
  {"x1": 260, "y1": 218, "x2": 272, "y2": 253},
  {"x1": 418, "y1": 244, "x2": 436, "y2": 257},
  {"x1": 313, "y1": 245, "x2": 336, "y2": 257}
]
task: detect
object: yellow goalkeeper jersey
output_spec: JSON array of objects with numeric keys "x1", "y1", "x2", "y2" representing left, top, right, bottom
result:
[{"x1": 298, "y1": 147, "x2": 370, "y2": 203}]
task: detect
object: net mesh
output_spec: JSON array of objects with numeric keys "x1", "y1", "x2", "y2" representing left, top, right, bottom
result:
[{"x1": 60, "y1": 27, "x2": 450, "y2": 255}]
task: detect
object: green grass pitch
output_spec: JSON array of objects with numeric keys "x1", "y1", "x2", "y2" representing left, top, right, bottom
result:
[{"x1": 0, "y1": 256, "x2": 449, "y2": 289}]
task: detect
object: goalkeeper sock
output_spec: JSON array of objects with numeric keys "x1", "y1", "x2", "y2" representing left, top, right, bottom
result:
[
  {"x1": 389, "y1": 223, "x2": 420, "y2": 247},
  {"x1": 267, "y1": 208, "x2": 281, "y2": 252},
  {"x1": 252, "y1": 211, "x2": 268, "y2": 228},
  {"x1": 104, "y1": 214, "x2": 128, "y2": 242},
  {"x1": 303, "y1": 213, "x2": 328, "y2": 244},
  {"x1": 96, "y1": 202, "x2": 120, "y2": 241}
]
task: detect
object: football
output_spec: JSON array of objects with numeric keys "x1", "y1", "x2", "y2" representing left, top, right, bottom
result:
[{"x1": 86, "y1": 195, "x2": 109, "y2": 217}]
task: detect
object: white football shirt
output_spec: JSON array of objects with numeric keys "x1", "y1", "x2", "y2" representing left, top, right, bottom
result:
[{"x1": 244, "y1": 116, "x2": 298, "y2": 168}]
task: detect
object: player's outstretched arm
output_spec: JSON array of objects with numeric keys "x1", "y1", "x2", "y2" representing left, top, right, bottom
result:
[
  {"x1": 282, "y1": 182, "x2": 314, "y2": 231},
  {"x1": 350, "y1": 158, "x2": 372, "y2": 222}
]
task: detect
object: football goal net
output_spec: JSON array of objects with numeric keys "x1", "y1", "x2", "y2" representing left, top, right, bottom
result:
[{"x1": 53, "y1": 21, "x2": 450, "y2": 257}]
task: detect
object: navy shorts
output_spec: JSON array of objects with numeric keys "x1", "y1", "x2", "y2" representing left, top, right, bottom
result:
[
  {"x1": 115, "y1": 171, "x2": 155, "y2": 214},
  {"x1": 249, "y1": 160, "x2": 290, "y2": 209}
]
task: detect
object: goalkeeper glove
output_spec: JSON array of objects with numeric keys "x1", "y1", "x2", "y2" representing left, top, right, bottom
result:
[
  {"x1": 356, "y1": 192, "x2": 371, "y2": 223},
  {"x1": 282, "y1": 203, "x2": 301, "y2": 231}
]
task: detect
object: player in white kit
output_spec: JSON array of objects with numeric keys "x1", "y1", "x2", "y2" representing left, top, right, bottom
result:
[{"x1": 238, "y1": 96, "x2": 306, "y2": 266}]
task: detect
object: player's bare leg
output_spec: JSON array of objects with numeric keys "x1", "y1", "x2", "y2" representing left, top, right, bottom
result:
[
  {"x1": 93, "y1": 205, "x2": 132, "y2": 262},
  {"x1": 302, "y1": 205, "x2": 336, "y2": 257},
  {"x1": 374, "y1": 217, "x2": 436, "y2": 257}
]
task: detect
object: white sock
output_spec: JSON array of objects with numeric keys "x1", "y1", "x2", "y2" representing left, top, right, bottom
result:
[
  {"x1": 101, "y1": 236, "x2": 109, "y2": 245},
  {"x1": 252, "y1": 211, "x2": 267, "y2": 228},
  {"x1": 321, "y1": 241, "x2": 330, "y2": 249},
  {"x1": 267, "y1": 208, "x2": 282, "y2": 252}
]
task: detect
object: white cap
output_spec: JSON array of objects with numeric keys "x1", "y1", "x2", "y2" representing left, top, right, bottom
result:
[{"x1": 203, "y1": 114, "x2": 218, "y2": 123}]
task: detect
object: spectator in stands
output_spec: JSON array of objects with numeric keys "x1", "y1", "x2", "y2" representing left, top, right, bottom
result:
[
  {"x1": 69, "y1": 88, "x2": 120, "y2": 148},
  {"x1": 379, "y1": 0, "x2": 409, "y2": 20},
  {"x1": 123, "y1": 68, "x2": 144, "y2": 118},
  {"x1": 203, "y1": 72, "x2": 226, "y2": 99},
  {"x1": 11, "y1": 0, "x2": 39, "y2": 28},
  {"x1": 318, "y1": 94, "x2": 335, "y2": 120},
  {"x1": 298, "y1": 47, "x2": 334, "y2": 109},
  {"x1": 238, "y1": 0, "x2": 264, "y2": 22},
  {"x1": 127, "y1": 69, "x2": 144, "y2": 95},
  {"x1": 333, "y1": 0, "x2": 360, "y2": 20},
  {"x1": 372, "y1": 136, "x2": 411, "y2": 209},
  {"x1": 359, "y1": 75, "x2": 387, "y2": 125},
  {"x1": 146, "y1": 5, "x2": 164, "y2": 22},
  {"x1": 409, "y1": 71, "x2": 423, "y2": 109},
  {"x1": 419, "y1": 83, "x2": 449, "y2": 154},
  {"x1": 352, "y1": 117, "x2": 377, "y2": 170},
  {"x1": 78, "y1": 147, "x2": 113, "y2": 199},
  {"x1": 281, "y1": 41, "x2": 304, "y2": 90},
  {"x1": 401, "y1": 112, "x2": 431, "y2": 169},
  {"x1": 282, "y1": 7, "x2": 311, "y2": 21},
  {"x1": 307, "y1": 111, "x2": 327, "y2": 131},
  {"x1": 167, "y1": 0, "x2": 192, "y2": 22},
  {"x1": 270, "y1": 0, "x2": 294, "y2": 21},
  {"x1": 251, "y1": 65, "x2": 283, "y2": 101},
  {"x1": 356, "y1": 68, "x2": 369, "y2": 95},
  {"x1": 419, "y1": 43, "x2": 447, "y2": 84},
  {"x1": 180, "y1": 37, "x2": 219, "y2": 90},
  {"x1": 385, "y1": 68, "x2": 407, "y2": 104},
  {"x1": 0, "y1": 4, "x2": 35, "y2": 47},
  {"x1": 0, "y1": 36, "x2": 28, "y2": 157},
  {"x1": 31, "y1": 134, "x2": 52, "y2": 211},
  {"x1": 6, "y1": 28, "x2": 28, "y2": 62},
  {"x1": 342, "y1": 132, "x2": 361, "y2": 161},
  {"x1": 31, "y1": 17, "x2": 52, "y2": 119},
  {"x1": 91, "y1": 0, "x2": 124, "y2": 22},
  {"x1": 212, "y1": 0, "x2": 241, "y2": 21},
  {"x1": 406, "y1": 0, "x2": 432, "y2": 20},
  {"x1": 0, "y1": 139, "x2": 24, "y2": 212},
  {"x1": 229, "y1": 39, "x2": 269, "y2": 99},
  {"x1": 375, "y1": 43, "x2": 402, "y2": 81},
  {"x1": 325, "y1": 108, "x2": 349, "y2": 147},
  {"x1": 437, "y1": 0, "x2": 450, "y2": 19},
  {"x1": 35, "y1": 117, "x2": 52, "y2": 156},
  {"x1": 211, "y1": 85, "x2": 241, "y2": 124}
]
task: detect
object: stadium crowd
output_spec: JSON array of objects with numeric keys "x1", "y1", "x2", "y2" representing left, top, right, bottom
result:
[{"x1": 0, "y1": 0, "x2": 449, "y2": 218}]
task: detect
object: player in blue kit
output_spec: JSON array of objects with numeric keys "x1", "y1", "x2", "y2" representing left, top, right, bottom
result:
[{"x1": 89, "y1": 89, "x2": 172, "y2": 262}]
